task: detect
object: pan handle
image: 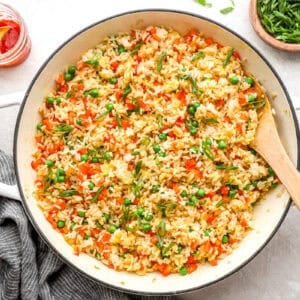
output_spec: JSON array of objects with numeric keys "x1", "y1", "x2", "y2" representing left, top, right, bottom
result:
[
  {"x1": 0, "y1": 182, "x2": 20, "y2": 201},
  {"x1": 0, "y1": 91, "x2": 24, "y2": 201},
  {"x1": 0, "y1": 91, "x2": 24, "y2": 108}
]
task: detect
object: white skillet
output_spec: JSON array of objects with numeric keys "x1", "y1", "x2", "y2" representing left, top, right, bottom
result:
[{"x1": 0, "y1": 10, "x2": 298, "y2": 295}]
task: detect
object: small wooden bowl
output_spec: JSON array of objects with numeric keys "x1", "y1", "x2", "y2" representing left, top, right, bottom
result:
[{"x1": 250, "y1": 0, "x2": 300, "y2": 52}]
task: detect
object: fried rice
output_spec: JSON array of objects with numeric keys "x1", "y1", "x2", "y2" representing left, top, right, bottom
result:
[{"x1": 31, "y1": 26, "x2": 279, "y2": 276}]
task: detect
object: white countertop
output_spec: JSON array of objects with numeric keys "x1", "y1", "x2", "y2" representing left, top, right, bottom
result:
[{"x1": 0, "y1": 1, "x2": 300, "y2": 299}]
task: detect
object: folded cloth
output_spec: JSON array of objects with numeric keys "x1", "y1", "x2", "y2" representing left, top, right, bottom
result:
[{"x1": 0, "y1": 150, "x2": 175, "y2": 300}]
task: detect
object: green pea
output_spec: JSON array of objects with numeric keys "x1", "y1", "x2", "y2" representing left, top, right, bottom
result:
[
  {"x1": 180, "y1": 190, "x2": 188, "y2": 198},
  {"x1": 83, "y1": 233, "x2": 90, "y2": 240},
  {"x1": 136, "y1": 208, "x2": 144, "y2": 217},
  {"x1": 217, "y1": 140, "x2": 227, "y2": 150},
  {"x1": 106, "y1": 103, "x2": 114, "y2": 112},
  {"x1": 179, "y1": 266, "x2": 188, "y2": 276},
  {"x1": 88, "y1": 182, "x2": 95, "y2": 190},
  {"x1": 76, "y1": 118, "x2": 82, "y2": 126},
  {"x1": 80, "y1": 154, "x2": 89, "y2": 161},
  {"x1": 91, "y1": 157, "x2": 100, "y2": 163},
  {"x1": 230, "y1": 76, "x2": 239, "y2": 85},
  {"x1": 196, "y1": 188, "x2": 206, "y2": 197},
  {"x1": 57, "y1": 168, "x2": 65, "y2": 176},
  {"x1": 56, "y1": 175, "x2": 65, "y2": 183},
  {"x1": 124, "y1": 198, "x2": 131, "y2": 206},
  {"x1": 117, "y1": 45, "x2": 127, "y2": 54},
  {"x1": 158, "y1": 133, "x2": 167, "y2": 141},
  {"x1": 222, "y1": 234, "x2": 229, "y2": 244},
  {"x1": 68, "y1": 65, "x2": 76, "y2": 75},
  {"x1": 36, "y1": 122, "x2": 42, "y2": 131},
  {"x1": 189, "y1": 127, "x2": 198, "y2": 135},
  {"x1": 108, "y1": 224, "x2": 117, "y2": 233},
  {"x1": 191, "y1": 120, "x2": 199, "y2": 128},
  {"x1": 78, "y1": 211, "x2": 86, "y2": 218},
  {"x1": 109, "y1": 77, "x2": 118, "y2": 84},
  {"x1": 204, "y1": 228, "x2": 211, "y2": 236},
  {"x1": 103, "y1": 152, "x2": 113, "y2": 161},
  {"x1": 205, "y1": 138, "x2": 212, "y2": 146},
  {"x1": 152, "y1": 144, "x2": 161, "y2": 153},
  {"x1": 193, "y1": 102, "x2": 201, "y2": 108},
  {"x1": 57, "y1": 220, "x2": 65, "y2": 228},
  {"x1": 151, "y1": 185, "x2": 160, "y2": 193},
  {"x1": 144, "y1": 214, "x2": 153, "y2": 221},
  {"x1": 142, "y1": 223, "x2": 151, "y2": 232},
  {"x1": 45, "y1": 159, "x2": 54, "y2": 167},
  {"x1": 103, "y1": 213, "x2": 110, "y2": 223},
  {"x1": 55, "y1": 97, "x2": 62, "y2": 105},
  {"x1": 229, "y1": 190, "x2": 237, "y2": 198},
  {"x1": 46, "y1": 97, "x2": 55, "y2": 105},
  {"x1": 245, "y1": 77, "x2": 255, "y2": 86},
  {"x1": 190, "y1": 146, "x2": 199, "y2": 154},
  {"x1": 248, "y1": 94, "x2": 256, "y2": 103},
  {"x1": 131, "y1": 150, "x2": 140, "y2": 156},
  {"x1": 64, "y1": 72, "x2": 73, "y2": 82},
  {"x1": 88, "y1": 89, "x2": 99, "y2": 98},
  {"x1": 187, "y1": 104, "x2": 196, "y2": 116},
  {"x1": 158, "y1": 151, "x2": 166, "y2": 157},
  {"x1": 187, "y1": 195, "x2": 198, "y2": 206}
]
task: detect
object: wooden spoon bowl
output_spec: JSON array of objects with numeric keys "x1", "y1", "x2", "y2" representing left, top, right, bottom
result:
[
  {"x1": 252, "y1": 97, "x2": 300, "y2": 209},
  {"x1": 250, "y1": 0, "x2": 300, "y2": 52}
]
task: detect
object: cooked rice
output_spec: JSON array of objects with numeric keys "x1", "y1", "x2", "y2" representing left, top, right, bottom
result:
[{"x1": 32, "y1": 26, "x2": 278, "y2": 276}]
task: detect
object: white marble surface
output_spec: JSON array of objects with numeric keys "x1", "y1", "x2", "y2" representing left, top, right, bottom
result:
[{"x1": 0, "y1": 0, "x2": 299, "y2": 299}]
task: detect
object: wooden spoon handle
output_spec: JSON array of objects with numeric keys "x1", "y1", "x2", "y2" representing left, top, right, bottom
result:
[{"x1": 256, "y1": 130, "x2": 300, "y2": 209}]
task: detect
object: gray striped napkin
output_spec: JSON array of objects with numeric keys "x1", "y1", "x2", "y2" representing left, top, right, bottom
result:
[{"x1": 0, "y1": 150, "x2": 175, "y2": 300}]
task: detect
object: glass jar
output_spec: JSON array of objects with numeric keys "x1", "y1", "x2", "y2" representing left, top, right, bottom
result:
[{"x1": 0, "y1": 3, "x2": 31, "y2": 67}]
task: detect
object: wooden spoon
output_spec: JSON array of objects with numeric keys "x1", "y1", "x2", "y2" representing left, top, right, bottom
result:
[
  {"x1": 252, "y1": 98, "x2": 300, "y2": 209},
  {"x1": 0, "y1": 26, "x2": 10, "y2": 41}
]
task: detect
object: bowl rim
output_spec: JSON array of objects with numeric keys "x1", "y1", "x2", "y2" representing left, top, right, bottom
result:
[
  {"x1": 250, "y1": 0, "x2": 300, "y2": 52},
  {"x1": 13, "y1": 8, "x2": 299, "y2": 296}
]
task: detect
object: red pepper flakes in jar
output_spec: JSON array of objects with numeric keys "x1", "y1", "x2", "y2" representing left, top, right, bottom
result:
[{"x1": 0, "y1": 3, "x2": 31, "y2": 67}]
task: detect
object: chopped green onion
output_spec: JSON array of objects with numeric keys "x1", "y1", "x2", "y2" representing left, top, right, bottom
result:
[
  {"x1": 91, "y1": 186, "x2": 104, "y2": 203},
  {"x1": 59, "y1": 189, "x2": 78, "y2": 197},
  {"x1": 223, "y1": 48, "x2": 234, "y2": 67},
  {"x1": 130, "y1": 41, "x2": 143, "y2": 56},
  {"x1": 122, "y1": 83, "x2": 132, "y2": 99},
  {"x1": 157, "y1": 51, "x2": 167, "y2": 73},
  {"x1": 134, "y1": 160, "x2": 143, "y2": 177},
  {"x1": 191, "y1": 51, "x2": 205, "y2": 62}
]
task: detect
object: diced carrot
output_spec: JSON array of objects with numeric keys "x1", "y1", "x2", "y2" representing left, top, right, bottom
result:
[
  {"x1": 31, "y1": 158, "x2": 43, "y2": 170},
  {"x1": 206, "y1": 214, "x2": 216, "y2": 224},
  {"x1": 78, "y1": 227, "x2": 86, "y2": 237},
  {"x1": 215, "y1": 99, "x2": 224, "y2": 107},
  {"x1": 96, "y1": 241, "x2": 104, "y2": 251},
  {"x1": 176, "y1": 90, "x2": 187, "y2": 105},
  {"x1": 35, "y1": 135, "x2": 43, "y2": 143},
  {"x1": 220, "y1": 185, "x2": 229, "y2": 196},
  {"x1": 91, "y1": 228, "x2": 100, "y2": 237},
  {"x1": 193, "y1": 169, "x2": 203, "y2": 179},
  {"x1": 156, "y1": 263, "x2": 172, "y2": 276},
  {"x1": 205, "y1": 37, "x2": 214, "y2": 45},
  {"x1": 110, "y1": 61, "x2": 119, "y2": 72},
  {"x1": 229, "y1": 237, "x2": 237, "y2": 244},
  {"x1": 187, "y1": 263, "x2": 198, "y2": 274},
  {"x1": 149, "y1": 27, "x2": 161, "y2": 42},
  {"x1": 223, "y1": 115, "x2": 231, "y2": 123},
  {"x1": 56, "y1": 73, "x2": 64, "y2": 85},
  {"x1": 42, "y1": 118, "x2": 53, "y2": 131},
  {"x1": 117, "y1": 197, "x2": 124, "y2": 205},
  {"x1": 133, "y1": 197, "x2": 139, "y2": 205},
  {"x1": 68, "y1": 111, "x2": 76, "y2": 125},
  {"x1": 56, "y1": 199, "x2": 66, "y2": 210},
  {"x1": 150, "y1": 236, "x2": 158, "y2": 245},
  {"x1": 59, "y1": 83, "x2": 68, "y2": 92},
  {"x1": 115, "y1": 90, "x2": 123, "y2": 100},
  {"x1": 101, "y1": 232, "x2": 111, "y2": 242},
  {"x1": 184, "y1": 158, "x2": 197, "y2": 170},
  {"x1": 77, "y1": 148, "x2": 87, "y2": 155},
  {"x1": 76, "y1": 60, "x2": 87, "y2": 71},
  {"x1": 191, "y1": 240, "x2": 198, "y2": 251},
  {"x1": 236, "y1": 122, "x2": 243, "y2": 133},
  {"x1": 240, "y1": 219, "x2": 248, "y2": 228},
  {"x1": 209, "y1": 259, "x2": 218, "y2": 266},
  {"x1": 238, "y1": 93, "x2": 247, "y2": 105},
  {"x1": 233, "y1": 51, "x2": 241, "y2": 60},
  {"x1": 170, "y1": 182, "x2": 180, "y2": 194},
  {"x1": 206, "y1": 191, "x2": 215, "y2": 198},
  {"x1": 188, "y1": 29, "x2": 199, "y2": 37},
  {"x1": 187, "y1": 255, "x2": 197, "y2": 265}
]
